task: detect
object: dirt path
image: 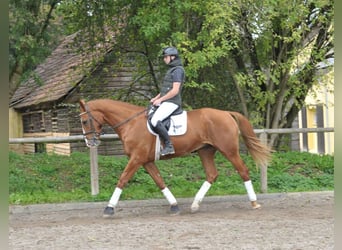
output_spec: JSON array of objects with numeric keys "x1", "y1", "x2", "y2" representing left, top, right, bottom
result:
[{"x1": 9, "y1": 191, "x2": 334, "y2": 250}]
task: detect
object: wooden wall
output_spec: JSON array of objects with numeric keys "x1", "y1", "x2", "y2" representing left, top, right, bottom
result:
[
  {"x1": 9, "y1": 108, "x2": 24, "y2": 153},
  {"x1": 22, "y1": 132, "x2": 71, "y2": 155},
  {"x1": 67, "y1": 51, "x2": 153, "y2": 102}
]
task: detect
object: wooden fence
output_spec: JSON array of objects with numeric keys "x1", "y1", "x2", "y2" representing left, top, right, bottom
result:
[{"x1": 9, "y1": 127, "x2": 334, "y2": 195}]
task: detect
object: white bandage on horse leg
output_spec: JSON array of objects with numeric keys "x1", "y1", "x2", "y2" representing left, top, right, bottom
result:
[
  {"x1": 108, "y1": 187, "x2": 122, "y2": 208},
  {"x1": 244, "y1": 180, "x2": 257, "y2": 201},
  {"x1": 191, "y1": 181, "x2": 211, "y2": 212},
  {"x1": 194, "y1": 181, "x2": 211, "y2": 204},
  {"x1": 162, "y1": 187, "x2": 177, "y2": 205}
]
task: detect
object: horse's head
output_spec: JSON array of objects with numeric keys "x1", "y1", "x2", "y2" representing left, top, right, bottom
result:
[{"x1": 79, "y1": 99, "x2": 103, "y2": 148}]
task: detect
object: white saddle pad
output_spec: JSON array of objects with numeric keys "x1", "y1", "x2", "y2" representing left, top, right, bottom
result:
[{"x1": 147, "y1": 111, "x2": 187, "y2": 136}]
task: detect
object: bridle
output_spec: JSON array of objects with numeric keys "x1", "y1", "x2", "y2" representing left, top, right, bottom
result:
[
  {"x1": 79, "y1": 102, "x2": 147, "y2": 146},
  {"x1": 79, "y1": 104, "x2": 103, "y2": 147}
]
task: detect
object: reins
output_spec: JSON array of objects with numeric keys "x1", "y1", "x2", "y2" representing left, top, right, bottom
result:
[{"x1": 111, "y1": 108, "x2": 147, "y2": 130}]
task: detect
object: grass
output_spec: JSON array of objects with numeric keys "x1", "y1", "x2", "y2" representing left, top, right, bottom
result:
[{"x1": 9, "y1": 151, "x2": 334, "y2": 205}]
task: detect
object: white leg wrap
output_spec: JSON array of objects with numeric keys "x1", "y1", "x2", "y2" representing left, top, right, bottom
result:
[
  {"x1": 191, "y1": 181, "x2": 211, "y2": 212},
  {"x1": 108, "y1": 187, "x2": 122, "y2": 208},
  {"x1": 162, "y1": 187, "x2": 177, "y2": 205},
  {"x1": 244, "y1": 180, "x2": 257, "y2": 201}
]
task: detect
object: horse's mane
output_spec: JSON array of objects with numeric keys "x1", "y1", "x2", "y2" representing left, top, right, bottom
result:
[{"x1": 87, "y1": 99, "x2": 145, "y2": 113}]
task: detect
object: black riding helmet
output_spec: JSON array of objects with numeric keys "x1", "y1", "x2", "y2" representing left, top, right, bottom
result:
[{"x1": 161, "y1": 46, "x2": 179, "y2": 57}]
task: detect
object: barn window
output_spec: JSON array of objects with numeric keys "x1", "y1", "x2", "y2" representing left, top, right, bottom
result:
[{"x1": 23, "y1": 111, "x2": 45, "y2": 133}]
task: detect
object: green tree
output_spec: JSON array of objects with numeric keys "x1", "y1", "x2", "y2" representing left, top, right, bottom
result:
[
  {"x1": 229, "y1": 0, "x2": 333, "y2": 146},
  {"x1": 9, "y1": 0, "x2": 63, "y2": 98}
]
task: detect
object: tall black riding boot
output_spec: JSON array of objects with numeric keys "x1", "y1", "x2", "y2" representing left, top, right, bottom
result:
[{"x1": 154, "y1": 121, "x2": 175, "y2": 156}]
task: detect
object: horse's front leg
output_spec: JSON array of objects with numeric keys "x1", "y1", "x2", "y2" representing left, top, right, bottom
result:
[
  {"x1": 144, "y1": 162, "x2": 180, "y2": 215},
  {"x1": 103, "y1": 159, "x2": 141, "y2": 218}
]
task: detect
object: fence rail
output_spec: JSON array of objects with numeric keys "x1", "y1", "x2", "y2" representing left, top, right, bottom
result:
[
  {"x1": 8, "y1": 127, "x2": 334, "y2": 144},
  {"x1": 9, "y1": 127, "x2": 334, "y2": 195},
  {"x1": 9, "y1": 134, "x2": 119, "y2": 144},
  {"x1": 254, "y1": 127, "x2": 334, "y2": 134}
]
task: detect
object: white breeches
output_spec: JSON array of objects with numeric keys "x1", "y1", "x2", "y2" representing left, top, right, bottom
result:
[{"x1": 150, "y1": 102, "x2": 179, "y2": 127}]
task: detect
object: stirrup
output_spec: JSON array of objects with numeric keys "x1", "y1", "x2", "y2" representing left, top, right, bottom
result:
[{"x1": 160, "y1": 145, "x2": 175, "y2": 156}]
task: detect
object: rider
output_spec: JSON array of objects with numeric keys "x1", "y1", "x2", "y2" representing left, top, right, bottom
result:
[{"x1": 150, "y1": 46, "x2": 185, "y2": 156}]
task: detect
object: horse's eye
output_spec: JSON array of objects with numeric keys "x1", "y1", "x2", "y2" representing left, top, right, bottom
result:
[{"x1": 82, "y1": 120, "x2": 87, "y2": 125}]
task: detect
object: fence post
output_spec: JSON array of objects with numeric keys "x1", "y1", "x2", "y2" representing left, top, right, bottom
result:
[
  {"x1": 89, "y1": 147, "x2": 99, "y2": 195},
  {"x1": 260, "y1": 132, "x2": 268, "y2": 193}
]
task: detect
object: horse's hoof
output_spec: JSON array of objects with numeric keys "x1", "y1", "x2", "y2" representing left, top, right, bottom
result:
[
  {"x1": 251, "y1": 201, "x2": 261, "y2": 209},
  {"x1": 103, "y1": 206, "x2": 115, "y2": 218},
  {"x1": 190, "y1": 204, "x2": 199, "y2": 213},
  {"x1": 169, "y1": 204, "x2": 180, "y2": 215}
]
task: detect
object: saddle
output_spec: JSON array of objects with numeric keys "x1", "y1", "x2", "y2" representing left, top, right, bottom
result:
[{"x1": 146, "y1": 105, "x2": 187, "y2": 136}]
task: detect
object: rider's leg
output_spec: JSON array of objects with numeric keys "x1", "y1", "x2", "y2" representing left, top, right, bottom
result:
[
  {"x1": 150, "y1": 102, "x2": 178, "y2": 156},
  {"x1": 154, "y1": 121, "x2": 175, "y2": 155}
]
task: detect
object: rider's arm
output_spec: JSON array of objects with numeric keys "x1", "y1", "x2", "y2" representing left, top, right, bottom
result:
[{"x1": 152, "y1": 82, "x2": 180, "y2": 106}]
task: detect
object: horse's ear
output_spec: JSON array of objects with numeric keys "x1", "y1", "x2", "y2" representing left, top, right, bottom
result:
[{"x1": 79, "y1": 99, "x2": 86, "y2": 111}]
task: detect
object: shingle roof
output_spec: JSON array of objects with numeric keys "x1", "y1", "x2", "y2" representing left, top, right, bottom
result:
[{"x1": 10, "y1": 32, "x2": 111, "y2": 109}]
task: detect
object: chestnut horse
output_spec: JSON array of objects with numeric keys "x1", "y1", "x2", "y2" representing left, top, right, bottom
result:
[{"x1": 79, "y1": 99, "x2": 271, "y2": 217}]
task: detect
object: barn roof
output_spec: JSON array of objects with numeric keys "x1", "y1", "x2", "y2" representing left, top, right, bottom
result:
[{"x1": 10, "y1": 32, "x2": 112, "y2": 109}]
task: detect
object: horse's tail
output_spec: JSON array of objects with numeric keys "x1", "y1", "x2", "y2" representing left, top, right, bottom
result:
[{"x1": 228, "y1": 111, "x2": 272, "y2": 167}]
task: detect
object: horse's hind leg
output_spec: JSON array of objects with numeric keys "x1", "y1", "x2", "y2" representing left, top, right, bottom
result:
[
  {"x1": 223, "y1": 151, "x2": 261, "y2": 209},
  {"x1": 191, "y1": 146, "x2": 218, "y2": 213},
  {"x1": 143, "y1": 162, "x2": 180, "y2": 215}
]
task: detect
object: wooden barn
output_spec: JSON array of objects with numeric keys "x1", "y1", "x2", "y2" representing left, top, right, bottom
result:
[{"x1": 9, "y1": 32, "x2": 154, "y2": 156}]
